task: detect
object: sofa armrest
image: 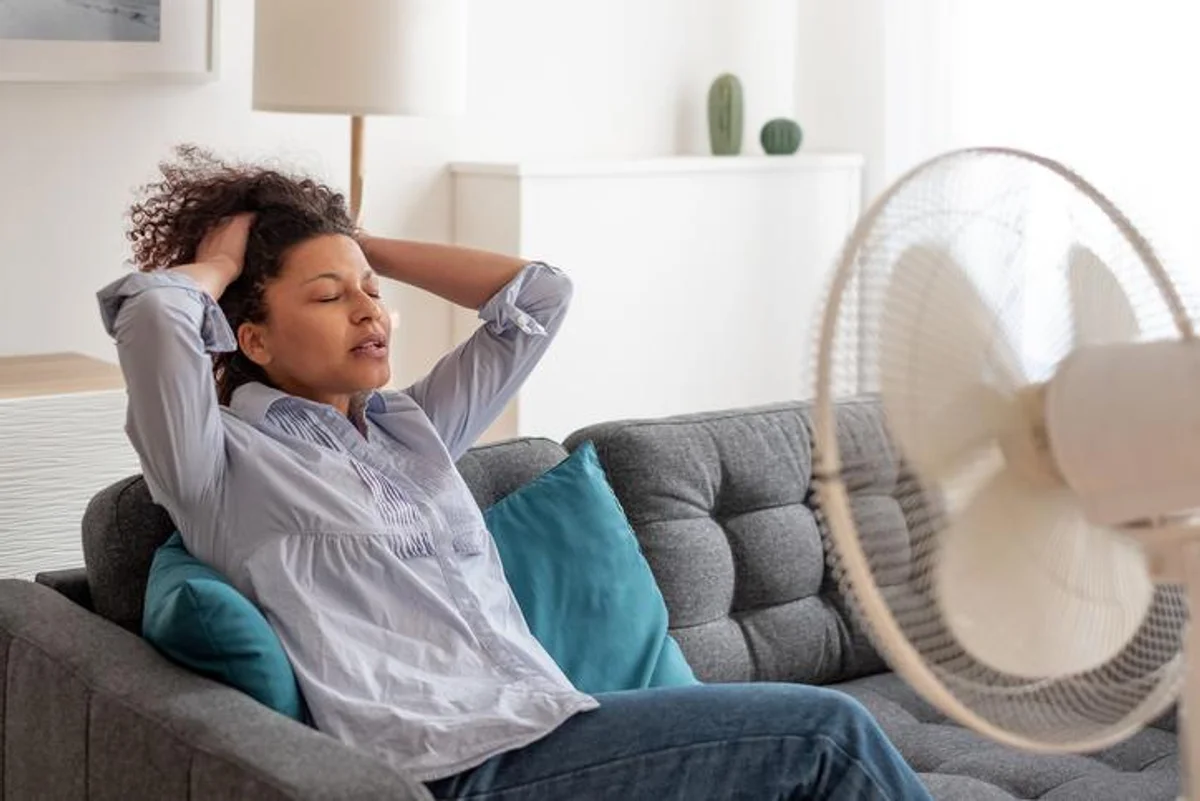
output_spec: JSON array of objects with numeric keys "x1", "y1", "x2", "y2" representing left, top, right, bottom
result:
[
  {"x1": 34, "y1": 566, "x2": 92, "y2": 610},
  {"x1": 0, "y1": 579, "x2": 432, "y2": 801}
]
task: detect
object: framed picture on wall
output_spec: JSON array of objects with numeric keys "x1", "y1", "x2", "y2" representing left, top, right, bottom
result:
[{"x1": 0, "y1": 0, "x2": 216, "y2": 82}]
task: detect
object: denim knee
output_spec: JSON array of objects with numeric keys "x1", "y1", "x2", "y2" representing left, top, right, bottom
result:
[{"x1": 804, "y1": 686, "x2": 873, "y2": 722}]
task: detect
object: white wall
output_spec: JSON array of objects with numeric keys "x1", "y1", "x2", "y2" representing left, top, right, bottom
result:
[
  {"x1": 793, "y1": 0, "x2": 885, "y2": 197},
  {"x1": 939, "y1": 1, "x2": 1200, "y2": 295},
  {"x1": 795, "y1": 0, "x2": 1200, "y2": 311},
  {"x1": 0, "y1": 0, "x2": 798, "y2": 384},
  {"x1": 792, "y1": 0, "x2": 957, "y2": 201}
]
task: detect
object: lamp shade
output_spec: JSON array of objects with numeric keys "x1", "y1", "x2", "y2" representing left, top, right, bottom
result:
[{"x1": 253, "y1": 0, "x2": 467, "y2": 117}]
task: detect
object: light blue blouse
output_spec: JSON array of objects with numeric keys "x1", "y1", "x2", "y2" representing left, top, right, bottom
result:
[{"x1": 98, "y1": 263, "x2": 597, "y2": 783}]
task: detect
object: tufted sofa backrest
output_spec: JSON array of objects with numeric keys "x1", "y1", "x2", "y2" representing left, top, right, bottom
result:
[{"x1": 565, "y1": 398, "x2": 935, "y2": 686}]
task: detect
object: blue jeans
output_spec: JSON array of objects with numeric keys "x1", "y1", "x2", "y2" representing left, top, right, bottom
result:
[{"x1": 426, "y1": 683, "x2": 932, "y2": 800}]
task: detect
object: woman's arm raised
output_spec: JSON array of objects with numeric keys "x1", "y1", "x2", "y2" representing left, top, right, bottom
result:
[
  {"x1": 358, "y1": 237, "x2": 527, "y2": 311},
  {"x1": 359, "y1": 236, "x2": 572, "y2": 460},
  {"x1": 98, "y1": 214, "x2": 252, "y2": 516}
]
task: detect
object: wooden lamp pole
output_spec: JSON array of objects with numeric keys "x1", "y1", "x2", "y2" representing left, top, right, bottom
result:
[{"x1": 350, "y1": 115, "x2": 365, "y2": 226}]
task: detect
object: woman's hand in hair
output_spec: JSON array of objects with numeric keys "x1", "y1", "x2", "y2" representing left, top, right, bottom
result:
[{"x1": 173, "y1": 213, "x2": 255, "y2": 301}]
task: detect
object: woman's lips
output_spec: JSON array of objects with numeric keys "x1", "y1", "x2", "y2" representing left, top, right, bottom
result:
[{"x1": 351, "y1": 341, "x2": 389, "y2": 359}]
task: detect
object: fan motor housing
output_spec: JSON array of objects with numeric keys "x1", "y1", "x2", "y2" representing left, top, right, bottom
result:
[{"x1": 1046, "y1": 339, "x2": 1200, "y2": 527}]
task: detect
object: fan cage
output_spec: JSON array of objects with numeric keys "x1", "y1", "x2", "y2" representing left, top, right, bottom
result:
[{"x1": 812, "y1": 146, "x2": 1193, "y2": 750}]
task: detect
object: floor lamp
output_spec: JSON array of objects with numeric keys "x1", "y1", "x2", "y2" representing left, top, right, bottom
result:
[{"x1": 252, "y1": 0, "x2": 468, "y2": 224}]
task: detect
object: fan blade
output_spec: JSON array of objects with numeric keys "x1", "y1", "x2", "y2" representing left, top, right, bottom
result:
[
  {"x1": 936, "y1": 469, "x2": 1153, "y2": 679},
  {"x1": 880, "y1": 244, "x2": 1024, "y2": 482},
  {"x1": 1067, "y1": 244, "x2": 1139, "y2": 346}
]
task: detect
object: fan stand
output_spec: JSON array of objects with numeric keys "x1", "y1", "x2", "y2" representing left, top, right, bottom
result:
[
  {"x1": 1186, "y1": 545, "x2": 1200, "y2": 801},
  {"x1": 1126, "y1": 518, "x2": 1200, "y2": 801},
  {"x1": 1011, "y1": 376, "x2": 1196, "y2": 800}
]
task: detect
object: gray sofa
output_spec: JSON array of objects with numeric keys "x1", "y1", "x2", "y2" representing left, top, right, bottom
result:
[{"x1": 0, "y1": 399, "x2": 1180, "y2": 800}]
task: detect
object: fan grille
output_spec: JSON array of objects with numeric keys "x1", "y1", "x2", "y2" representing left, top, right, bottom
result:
[{"x1": 814, "y1": 147, "x2": 1192, "y2": 749}]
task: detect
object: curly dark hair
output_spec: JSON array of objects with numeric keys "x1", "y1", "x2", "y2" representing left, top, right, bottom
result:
[{"x1": 127, "y1": 145, "x2": 356, "y2": 405}]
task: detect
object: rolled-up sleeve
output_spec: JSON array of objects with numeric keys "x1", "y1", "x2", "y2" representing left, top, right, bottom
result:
[
  {"x1": 397, "y1": 262, "x2": 572, "y2": 460},
  {"x1": 98, "y1": 270, "x2": 234, "y2": 515}
]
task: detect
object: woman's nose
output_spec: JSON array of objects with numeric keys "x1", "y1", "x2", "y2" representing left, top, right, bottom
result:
[{"x1": 351, "y1": 291, "x2": 383, "y2": 323}]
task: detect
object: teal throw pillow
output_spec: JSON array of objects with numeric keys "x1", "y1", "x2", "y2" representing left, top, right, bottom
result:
[
  {"x1": 142, "y1": 532, "x2": 308, "y2": 722},
  {"x1": 485, "y1": 441, "x2": 699, "y2": 693}
]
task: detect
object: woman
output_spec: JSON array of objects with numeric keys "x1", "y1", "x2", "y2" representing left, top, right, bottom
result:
[{"x1": 100, "y1": 147, "x2": 932, "y2": 801}]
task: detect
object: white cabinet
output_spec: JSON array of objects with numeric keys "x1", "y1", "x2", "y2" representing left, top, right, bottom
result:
[
  {"x1": 0, "y1": 354, "x2": 140, "y2": 579},
  {"x1": 450, "y1": 155, "x2": 863, "y2": 443}
]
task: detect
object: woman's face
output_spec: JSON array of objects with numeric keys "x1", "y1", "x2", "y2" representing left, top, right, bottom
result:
[{"x1": 237, "y1": 233, "x2": 392, "y2": 412}]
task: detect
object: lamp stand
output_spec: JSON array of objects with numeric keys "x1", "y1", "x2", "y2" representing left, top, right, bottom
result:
[{"x1": 350, "y1": 115, "x2": 365, "y2": 226}]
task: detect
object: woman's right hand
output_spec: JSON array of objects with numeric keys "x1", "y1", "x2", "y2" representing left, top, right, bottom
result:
[{"x1": 173, "y1": 213, "x2": 255, "y2": 301}]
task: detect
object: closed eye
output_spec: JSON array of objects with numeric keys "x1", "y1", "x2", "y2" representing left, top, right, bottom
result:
[{"x1": 316, "y1": 290, "x2": 378, "y2": 302}]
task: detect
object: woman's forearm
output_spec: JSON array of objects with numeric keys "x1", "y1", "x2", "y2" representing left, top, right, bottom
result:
[
  {"x1": 169, "y1": 256, "x2": 240, "y2": 301},
  {"x1": 358, "y1": 237, "x2": 527, "y2": 310}
]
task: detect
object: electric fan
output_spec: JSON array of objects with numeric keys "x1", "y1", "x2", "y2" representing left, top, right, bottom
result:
[{"x1": 811, "y1": 147, "x2": 1200, "y2": 798}]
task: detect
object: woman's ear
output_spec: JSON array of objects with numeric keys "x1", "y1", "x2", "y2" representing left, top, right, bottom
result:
[{"x1": 237, "y1": 321, "x2": 273, "y2": 367}]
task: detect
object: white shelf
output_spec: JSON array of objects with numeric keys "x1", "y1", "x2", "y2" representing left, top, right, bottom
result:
[{"x1": 449, "y1": 152, "x2": 865, "y2": 178}]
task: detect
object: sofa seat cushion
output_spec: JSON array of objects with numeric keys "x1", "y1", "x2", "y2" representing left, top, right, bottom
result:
[{"x1": 834, "y1": 672, "x2": 1179, "y2": 800}]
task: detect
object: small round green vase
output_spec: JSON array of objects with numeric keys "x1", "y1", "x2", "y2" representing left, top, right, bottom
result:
[{"x1": 760, "y1": 118, "x2": 803, "y2": 155}]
